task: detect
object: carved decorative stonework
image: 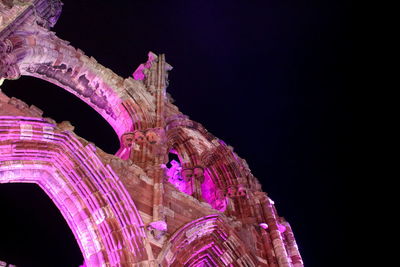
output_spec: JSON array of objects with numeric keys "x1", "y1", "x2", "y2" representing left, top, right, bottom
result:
[
  {"x1": 0, "y1": 39, "x2": 19, "y2": 79},
  {"x1": 0, "y1": 1, "x2": 304, "y2": 266},
  {"x1": 181, "y1": 166, "x2": 204, "y2": 183},
  {"x1": 226, "y1": 185, "x2": 237, "y2": 198},
  {"x1": 237, "y1": 184, "x2": 248, "y2": 198},
  {"x1": 147, "y1": 220, "x2": 168, "y2": 241}
]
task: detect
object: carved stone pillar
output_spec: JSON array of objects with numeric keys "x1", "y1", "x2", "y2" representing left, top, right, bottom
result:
[
  {"x1": 117, "y1": 128, "x2": 168, "y2": 228},
  {"x1": 260, "y1": 226, "x2": 279, "y2": 267},
  {"x1": 260, "y1": 196, "x2": 292, "y2": 267}
]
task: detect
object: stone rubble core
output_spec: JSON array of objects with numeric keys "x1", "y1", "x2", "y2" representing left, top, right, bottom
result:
[{"x1": 0, "y1": 1, "x2": 304, "y2": 266}]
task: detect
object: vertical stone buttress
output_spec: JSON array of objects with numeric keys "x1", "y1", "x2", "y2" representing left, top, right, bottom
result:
[
  {"x1": 261, "y1": 196, "x2": 292, "y2": 267},
  {"x1": 151, "y1": 54, "x2": 167, "y2": 224}
]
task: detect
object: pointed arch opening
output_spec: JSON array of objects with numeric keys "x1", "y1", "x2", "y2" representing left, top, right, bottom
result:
[
  {"x1": 0, "y1": 116, "x2": 152, "y2": 266},
  {"x1": 0, "y1": 183, "x2": 83, "y2": 267},
  {"x1": 1, "y1": 76, "x2": 119, "y2": 154},
  {"x1": 158, "y1": 214, "x2": 259, "y2": 266}
]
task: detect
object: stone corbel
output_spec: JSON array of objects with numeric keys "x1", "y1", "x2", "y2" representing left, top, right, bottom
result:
[
  {"x1": 116, "y1": 128, "x2": 168, "y2": 160},
  {"x1": 180, "y1": 165, "x2": 205, "y2": 200},
  {"x1": 131, "y1": 127, "x2": 166, "y2": 146},
  {"x1": 147, "y1": 220, "x2": 167, "y2": 241},
  {"x1": 0, "y1": 39, "x2": 20, "y2": 80},
  {"x1": 225, "y1": 184, "x2": 248, "y2": 198}
]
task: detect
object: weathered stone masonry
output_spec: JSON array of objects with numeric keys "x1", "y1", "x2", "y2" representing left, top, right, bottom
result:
[{"x1": 0, "y1": 1, "x2": 303, "y2": 266}]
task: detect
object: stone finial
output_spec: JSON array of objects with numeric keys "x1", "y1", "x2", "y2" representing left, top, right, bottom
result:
[{"x1": 132, "y1": 52, "x2": 158, "y2": 81}]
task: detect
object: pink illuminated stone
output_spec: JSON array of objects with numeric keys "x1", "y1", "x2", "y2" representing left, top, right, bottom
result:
[
  {"x1": 278, "y1": 223, "x2": 287, "y2": 233},
  {"x1": 149, "y1": 221, "x2": 167, "y2": 232},
  {"x1": 0, "y1": 3, "x2": 304, "y2": 264},
  {"x1": 132, "y1": 64, "x2": 145, "y2": 80},
  {"x1": 144, "y1": 52, "x2": 156, "y2": 68},
  {"x1": 132, "y1": 52, "x2": 157, "y2": 80},
  {"x1": 166, "y1": 160, "x2": 181, "y2": 179},
  {"x1": 165, "y1": 160, "x2": 193, "y2": 195},
  {"x1": 0, "y1": 116, "x2": 149, "y2": 266}
]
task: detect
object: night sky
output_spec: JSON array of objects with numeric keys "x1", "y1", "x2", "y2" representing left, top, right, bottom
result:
[{"x1": 0, "y1": 0, "x2": 352, "y2": 266}]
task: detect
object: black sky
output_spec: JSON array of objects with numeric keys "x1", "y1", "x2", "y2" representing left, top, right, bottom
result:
[{"x1": 0, "y1": 0, "x2": 352, "y2": 266}]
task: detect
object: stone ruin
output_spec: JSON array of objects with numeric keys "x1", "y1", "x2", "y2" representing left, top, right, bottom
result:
[{"x1": 0, "y1": 1, "x2": 303, "y2": 266}]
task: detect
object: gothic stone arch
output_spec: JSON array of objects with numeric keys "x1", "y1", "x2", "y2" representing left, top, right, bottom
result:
[
  {"x1": 0, "y1": 115, "x2": 152, "y2": 266},
  {"x1": 1, "y1": 1, "x2": 304, "y2": 266},
  {"x1": 157, "y1": 214, "x2": 259, "y2": 266}
]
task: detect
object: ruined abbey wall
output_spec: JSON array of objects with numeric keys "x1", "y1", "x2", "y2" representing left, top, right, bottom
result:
[{"x1": 0, "y1": 1, "x2": 303, "y2": 266}]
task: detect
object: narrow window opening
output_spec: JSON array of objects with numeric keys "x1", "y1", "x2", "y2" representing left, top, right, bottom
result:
[{"x1": 166, "y1": 151, "x2": 180, "y2": 168}]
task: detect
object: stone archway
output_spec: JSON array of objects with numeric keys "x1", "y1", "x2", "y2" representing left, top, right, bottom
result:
[
  {"x1": 1, "y1": 2, "x2": 305, "y2": 266},
  {"x1": 165, "y1": 115, "x2": 263, "y2": 214},
  {"x1": 1, "y1": 0, "x2": 169, "y2": 140},
  {"x1": 0, "y1": 183, "x2": 84, "y2": 266},
  {"x1": 157, "y1": 214, "x2": 259, "y2": 266},
  {"x1": 0, "y1": 116, "x2": 153, "y2": 266}
]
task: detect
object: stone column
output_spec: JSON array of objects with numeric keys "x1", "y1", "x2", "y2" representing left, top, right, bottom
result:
[
  {"x1": 152, "y1": 54, "x2": 167, "y2": 225},
  {"x1": 282, "y1": 221, "x2": 304, "y2": 267},
  {"x1": 261, "y1": 196, "x2": 292, "y2": 267},
  {"x1": 260, "y1": 226, "x2": 279, "y2": 267}
]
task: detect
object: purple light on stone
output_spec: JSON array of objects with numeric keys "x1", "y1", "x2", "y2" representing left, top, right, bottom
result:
[
  {"x1": 149, "y1": 221, "x2": 167, "y2": 232},
  {"x1": 278, "y1": 223, "x2": 287, "y2": 233},
  {"x1": 115, "y1": 147, "x2": 131, "y2": 160},
  {"x1": 132, "y1": 64, "x2": 145, "y2": 80},
  {"x1": 0, "y1": 117, "x2": 150, "y2": 266},
  {"x1": 212, "y1": 242, "x2": 224, "y2": 255},
  {"x1": 165, "y1": 160, "x2": 192, "y2": 195},
  {"x1": 132, "y1": 52, "x2": 157, "y2": 80},
  {"x1": 185, "y1": 242, "x2": 214, "y2": 261},
  {"x1": 259, "y1": 223, "x2": 268, "y2": 229},
  {"x1": 166, "y1": 160, "x2": 181, "y2": 178},
  {"x1": 218, "y1": 140, "x2": 227, "y2": 146},
  {"x1": 144, "y1": 52, "x2": 156, "y2": 68},
  {"x1": 200, "y1": 174, "x2": 226, "y2": 212}
]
